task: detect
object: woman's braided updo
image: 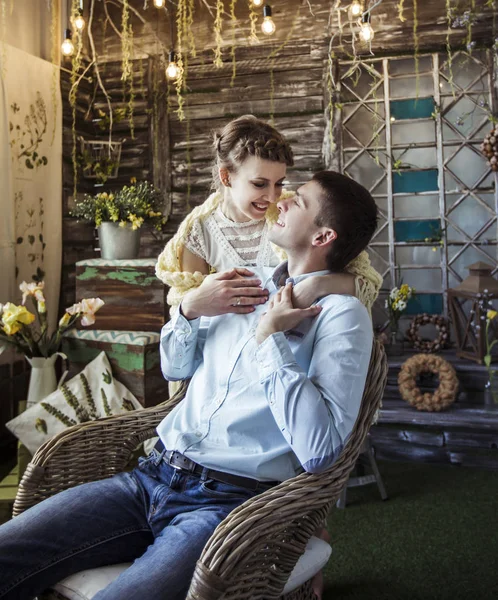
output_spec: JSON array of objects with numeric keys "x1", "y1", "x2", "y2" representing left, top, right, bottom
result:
[{"x1": 212, "y1": 115, "x2": 294, "y2": 189}]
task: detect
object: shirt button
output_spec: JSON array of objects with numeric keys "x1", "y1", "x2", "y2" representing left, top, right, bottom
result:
[{"x1": 195, "y1": 431, "x2": 202, "y2": 438}]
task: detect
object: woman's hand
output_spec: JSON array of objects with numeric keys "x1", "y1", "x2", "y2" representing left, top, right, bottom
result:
[
  {"x1": 292, "y1": 273, "x2": 356, "y2": 308},
  {"x1": 255, "y1": 282, "x2": 322, "y2": 345},
  {"x1": 181, "y1": 268, "x2": 269, "y2": 319}
]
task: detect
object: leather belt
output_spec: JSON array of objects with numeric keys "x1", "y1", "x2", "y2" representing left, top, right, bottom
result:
[{"x1": 154, "y1": 441, "x2": 278, "y2": 492}]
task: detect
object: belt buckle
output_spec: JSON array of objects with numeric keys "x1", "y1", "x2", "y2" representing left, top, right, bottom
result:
[
  {"x1": 169, "y1": 451, "x2": 196, "y2": 473},
  {"x1": 166, "y1": 451, "x2": 183, "y2": 471}
]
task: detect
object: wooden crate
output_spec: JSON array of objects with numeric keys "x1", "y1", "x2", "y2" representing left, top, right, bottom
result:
[
  {"x1": 75, "y1": 259, "x2": 168, "y2": 332},
  {"x1": 62, "y1": 330, "x2": 168, "y2": 407}
]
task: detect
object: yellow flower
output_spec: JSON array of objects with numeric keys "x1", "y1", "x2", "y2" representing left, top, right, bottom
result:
[
  {"x1": 130, "y1": 177, "x2": 137, "y2": 184},
  {"x1": 128, "y1": 213, "x2": 144, "y2": 230},
  {"x1": 119, "y1": 220, "x2": 128, "y2": 228},
  {"x1": 1, "y1": 302, "x2": 35, "y2": 335},
  {"x1": 58, "y1": 312, "x2": 71, "y2": 328},
  {"x1": 19, "y1": 281, "x2": 45, "y2": 305},
  {"x1": 487, "y1": 310, "x2": 497, "y2": 321}
]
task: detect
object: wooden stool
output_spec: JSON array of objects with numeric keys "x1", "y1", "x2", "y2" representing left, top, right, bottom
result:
[{"x1": 336, "y1": 433, "x2": 388, "y2": 509}]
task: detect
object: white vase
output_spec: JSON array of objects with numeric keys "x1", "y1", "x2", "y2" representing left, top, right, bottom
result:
[
  {"x1": 98, "y1": 222, "x2": 141, "y2": 260},
  {"x1": 25, "y1": 354, "x2": 65, "y2": 408}
]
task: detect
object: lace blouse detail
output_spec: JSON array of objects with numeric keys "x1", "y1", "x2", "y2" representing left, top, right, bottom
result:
[{"x1": 184, "y1": 206, "x2": 279, "y2": 268}]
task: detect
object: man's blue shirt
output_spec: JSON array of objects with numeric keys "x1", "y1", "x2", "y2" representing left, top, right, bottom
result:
[{"x1": 158, "y1": 264, "x2": 373, "y2": 482}]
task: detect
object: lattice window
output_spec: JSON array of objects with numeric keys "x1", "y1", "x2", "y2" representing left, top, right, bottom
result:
[{"x1": 338, "y1": 51, "x2": 498, "y2": 330}]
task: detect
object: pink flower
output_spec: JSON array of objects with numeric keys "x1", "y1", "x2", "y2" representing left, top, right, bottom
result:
[{"x1": 65, "y1": 298, "x2": 104, "y2": 326}]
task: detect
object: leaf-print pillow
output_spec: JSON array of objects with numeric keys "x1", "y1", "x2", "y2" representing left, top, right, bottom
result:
[{"x1": 6, "y1": 351, "x2": 142, "y2": 455}]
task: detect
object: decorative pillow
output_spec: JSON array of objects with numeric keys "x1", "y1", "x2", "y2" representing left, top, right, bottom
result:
[{"x1": 6, "y1": 351, "x2": 142, "y2": 455}]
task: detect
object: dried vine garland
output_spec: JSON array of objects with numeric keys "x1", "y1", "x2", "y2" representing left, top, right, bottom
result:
[
  {"x1": 406, "y1": 313, "x2": 450, "y2": 353},
  {"x1": 398, "y1": 354, "x2": 458, "y2": 412},
  {"x1": 481, "y1": 126, "x2": 498, "y2": 172}
]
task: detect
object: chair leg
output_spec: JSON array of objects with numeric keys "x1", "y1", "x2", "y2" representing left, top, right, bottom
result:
[
  {"x1": 336, "y1": 485, "x2": 347, "y2": 509},
  {"x1": 365, "y1": 436, "x2": 388, "y2": 501}
]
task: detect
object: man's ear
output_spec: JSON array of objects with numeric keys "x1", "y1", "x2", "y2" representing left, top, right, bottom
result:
[{"x1": 312, "y1": 228, "x2": 337, "y2": 248}]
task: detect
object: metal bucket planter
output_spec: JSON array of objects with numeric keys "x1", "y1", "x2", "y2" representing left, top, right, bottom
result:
[{"x1": 98, "y1": 222, "x2": 141, "y2": 260}]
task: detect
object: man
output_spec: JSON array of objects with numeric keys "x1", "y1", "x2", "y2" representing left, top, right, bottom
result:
[{"x1": 0, "y1": 171, "x2": 377, "y2": 600}]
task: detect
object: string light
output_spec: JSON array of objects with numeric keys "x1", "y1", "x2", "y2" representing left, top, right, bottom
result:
[
  {"x1": 73, "y1": 9, "x2": 85, "y2": 31},
  {"x1": 166, "y1": 51, "x2": 180, "y2": 80},
  {"x1": 359, "y1": 12, "x2": 374, "y2": 43},
  {"x1": 261, "y1": 5, "x2": 276, "y2": 35},
  {"x1": 153, "y1": 0, "x2": 166, "y2": 7},
  {"x1": 251, "y1": 0, "x2": 264, "y2": 6},
  {"x1": 61, "y1": 29, "x2": 75, "y2": 57},
  {"x1": 348, "y1": 0, "x2": 362, "y2": 20}
]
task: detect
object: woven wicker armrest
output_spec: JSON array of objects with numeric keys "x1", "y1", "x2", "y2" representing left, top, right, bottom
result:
[
  {"x1": 13, "y1": 381, "x2": 188, "y2": 517},
  {"x1": 187, "y1": 340, "x2": 388, "y2": 600}
]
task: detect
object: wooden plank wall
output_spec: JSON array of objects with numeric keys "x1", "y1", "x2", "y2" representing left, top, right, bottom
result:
[
  {"x1": 60, "y1": 57, "x2": 168, "y2": 309},
  {"x1": 92, "y1": 0, "x2": 496, "y2": 63},
  {"x1": 167, "y1": 41, "x2": 328, "y2": 220},
  {"x1": 61, "y1": 0, "x2": 497, "y2": 310},
  {"x1": 61, "y1": 40, "x2": 330, "y2": 309}
]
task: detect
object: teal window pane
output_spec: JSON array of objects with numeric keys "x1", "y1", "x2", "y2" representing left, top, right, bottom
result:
[
  {"x1": 393, "y1": 169, "x2": 439, "y2": 193},
  {"x1": 405, "y1": 294, "x2": 443, "y2": 315},
  {"x1": 394, "y1": 219, "x2": 441, "y2": 242},
  {"x1": 390, "y1": 97, "x2": 434, "y2": 120}
]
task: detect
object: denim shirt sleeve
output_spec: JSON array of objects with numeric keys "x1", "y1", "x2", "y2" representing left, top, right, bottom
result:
[
  {"x1": 160, "y1": 307, "x2": 206, "y2": 381},
  {"x1": 255, "y1": 298, "x2": 373, "y2": 474}
]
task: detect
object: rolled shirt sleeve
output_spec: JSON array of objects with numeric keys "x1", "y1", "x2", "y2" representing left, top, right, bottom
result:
[{"x1": 160, "y1": 308, "x2": 204, "y2": 381}]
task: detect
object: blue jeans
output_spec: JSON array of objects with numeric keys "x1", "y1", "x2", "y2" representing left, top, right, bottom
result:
[{"x1": 0, "y1": 450, "x2": 263, "y2": 600}]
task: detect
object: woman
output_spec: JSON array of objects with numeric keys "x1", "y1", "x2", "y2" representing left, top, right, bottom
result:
[{"x1": 156, "y1": 115, "x2": 382, "y2": 313}]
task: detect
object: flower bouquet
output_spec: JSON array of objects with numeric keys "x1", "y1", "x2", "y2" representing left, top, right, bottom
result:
[
  {"x1": 1, "y1": 282, "x2": 105, "y2": 406},
  {"x1": 484, "y1": 308, "x2": 498, "y2": 404},
  {"x1": 0, "y1": 281, "x2": 104, "y2": 358},
  {"x1": 385, "y1": 283, "x2": 416, "y2": 347},
  {"x1": 71, "y1": 180, "x2": 166, "y2": 231}
]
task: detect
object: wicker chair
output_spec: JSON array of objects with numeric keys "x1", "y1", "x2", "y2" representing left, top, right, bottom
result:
[{"x1": 14, "y1": 339, "x2": 387, "y2": 600}]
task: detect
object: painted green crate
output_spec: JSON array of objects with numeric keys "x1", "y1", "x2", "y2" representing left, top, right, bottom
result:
[
  {"x1": 62, "y1": 330, "x2": 168, "y2": 407},
  {"x1": 75, "y1": 259, "x2": 168, "y2": 332}
]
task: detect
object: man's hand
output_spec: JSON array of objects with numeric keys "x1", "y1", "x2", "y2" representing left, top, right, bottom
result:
[
  {"x1": 255, "y1": 282, "x2": 322, "y2": 345},
  {"x1": 181, "y1": 268, "x2": 269, "y2": 320}
]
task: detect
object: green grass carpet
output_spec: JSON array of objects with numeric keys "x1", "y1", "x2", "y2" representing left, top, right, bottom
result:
[{"x1": 323, "y1": 461, "x2": 498, "y2": 600}]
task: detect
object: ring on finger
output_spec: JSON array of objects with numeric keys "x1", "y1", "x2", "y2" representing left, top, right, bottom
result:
[{"x1": 233, "y1": 297, "x2": 241, "y2": 307}]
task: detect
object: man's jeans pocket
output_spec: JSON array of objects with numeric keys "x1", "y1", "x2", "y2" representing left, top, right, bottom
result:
[{"x1": 200, "y1": 478, "x2": 255, "y2": 500}]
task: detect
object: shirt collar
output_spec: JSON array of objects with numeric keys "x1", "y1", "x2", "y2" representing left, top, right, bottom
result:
[{"x1": 267, "y1": 261, "x2": 330, "y2": 289}]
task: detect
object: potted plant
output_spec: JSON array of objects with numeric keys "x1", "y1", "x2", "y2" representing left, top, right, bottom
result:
[
  {"x1": 71, "y1": 180, "x2": 166, "y2": 259},
  {"x1": 0, "y1": 281, "x2": 104, "y2": 406}
]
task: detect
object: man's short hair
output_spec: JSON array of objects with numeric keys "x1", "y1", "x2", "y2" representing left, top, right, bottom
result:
[{"x1": 312, "y1": 171, "x2": 378, "y2": 272}]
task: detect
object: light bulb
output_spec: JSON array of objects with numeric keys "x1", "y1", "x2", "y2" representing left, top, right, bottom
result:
[
  {"x1": 61, "y1": 29, "x2": 74, "y2": 57},
  {"x1": 153, "y1": 0, "x2": 165, "y2": 7},
  {"x1": 359, "y1": 22, "x2": 374, "y2": 42},
  {"x1": 251, "y1": 0, "x2": 264, "y2": 6},
  {"x1": 74, "y1": 13, "x2": 85, "y2": 31},
  {"x1": 166, "y1": 62, "x2": 179, "y2": 80},
  {"x1": 348, "y1": 0, "x2": 362, "y2": 19},
  {"x1": 261, "y1": 5, "x2": 276, "y2": 35},
  {"x1": 359, "y1": 13, "x2": 374, "y2": 43},
  {"x1": 166, "y1": 51, "x2": 180, "y2": 80}
]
